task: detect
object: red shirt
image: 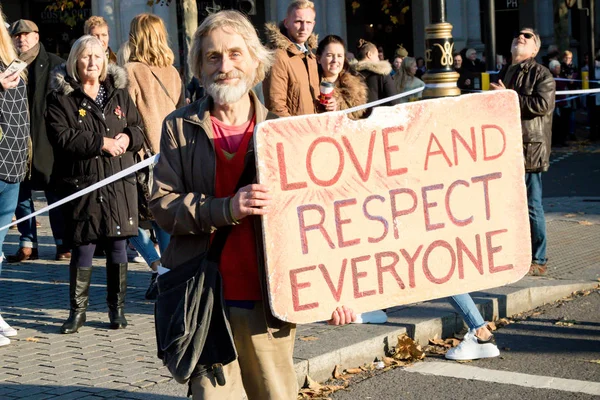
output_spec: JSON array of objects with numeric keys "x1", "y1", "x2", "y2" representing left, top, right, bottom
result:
[{"x1": 212, "y1": 115, "x2": 262, "y2": 301}]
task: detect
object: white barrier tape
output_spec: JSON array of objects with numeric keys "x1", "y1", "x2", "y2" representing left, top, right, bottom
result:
[
  {"x1": 554, "y1": 88, "x2": 600, "y2": 95},
  {"x1": 0, "y1": 154, "x2": 159, "y2": 233},
  {"x1": 554, "y1": 77, "x2": 600, "y2": 83},
  {"x1": 343, "y1": 86, "x2": 425, "y2": 115},
  {"x1": 555, "y1": 95, "x2": 583, "y2": 103}
]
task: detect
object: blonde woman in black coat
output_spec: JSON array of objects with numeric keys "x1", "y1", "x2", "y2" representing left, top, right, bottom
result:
[{"x1": 46, "y1": 35, "x2": 144, "y2": 334}]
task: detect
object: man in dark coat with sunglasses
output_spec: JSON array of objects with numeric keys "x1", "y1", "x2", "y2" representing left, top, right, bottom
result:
[{"x1": 491, "y1": 27, "x2": 555, "y2": 277}]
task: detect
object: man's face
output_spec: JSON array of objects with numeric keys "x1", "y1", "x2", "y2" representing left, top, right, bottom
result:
[
  {"x1": 283, "y1": 8, "x2": 316, "y2": 45},
  {"x1": 89, "y1": 25, "x2": 109, "y2": 51},
  {"x1": 200, "y1": 27, "x2": 258, "y2": 105},
  {"x1": 511, "y1": 30, "x2": 538, "y2": 59},
  {"x1": 453, "y1": 55, "x2": 462, "y2": 69},
  {"x1": 378, "y1": 48, "x2": 384, "y2": 61},
  {"x1": 468, "y1": 52, "x2": 477, "y2": 61},
  {"x1": 563, "y1": 54, "x2": 572, "y2": 65},
  {"x1": 12, "y1": 31, "x2": 39, "y2": 54}
]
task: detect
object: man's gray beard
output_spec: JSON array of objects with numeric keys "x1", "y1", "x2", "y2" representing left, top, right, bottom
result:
[{"x1": 203, "y1": 71, "x2": 256, "y2": 105}]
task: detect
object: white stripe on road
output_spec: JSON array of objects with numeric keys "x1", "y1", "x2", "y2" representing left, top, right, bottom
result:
[{"x1": 406, "y1": 361, "x2": 600, "y2": 396}]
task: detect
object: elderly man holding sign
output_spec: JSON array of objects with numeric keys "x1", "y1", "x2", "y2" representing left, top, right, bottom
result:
[{"x1": 150, "y1": 10, "x2": 355, "y2": 399}]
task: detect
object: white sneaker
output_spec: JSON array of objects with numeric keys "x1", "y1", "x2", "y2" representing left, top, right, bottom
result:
[
  {"x1": 0, "y1": 314, "x2": 17, "y2": 337},
  {"x1": 0, "y1": 333, "x2": 10, "y2": 346},
  {"x1": 352, "y1": 310, "x2": 388, "y2": 324},
  {"x1": 445, "y1": 329, "x2": 500, "y2": 361}
]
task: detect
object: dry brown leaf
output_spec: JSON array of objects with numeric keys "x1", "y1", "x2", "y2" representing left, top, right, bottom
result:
[
  {"x1": 584, "y1": 359, "x2": 600, "y2": 364},
  {"x1": 496, "y1": 318, "x2": 512, "y2": 328},
  {"x1": 25, "y1": 337, "x2": 39, "y2": 343},
  {"x1": 321, "y1": 384, "x2": 346, "y2": 394},
  {"x1": 382, "y1": 356, "x2": 402, "y2": 366},
  {"x1": 564, "y1": 213, "x2": 577, "y2": 217},
  {"x1": 303, "y1": 375, "x2": 322, "y2": 390},
  {"x1": 391, "y1": 334, "x2": 425, "y2": 361},
  {"x1": 299, "y1": 336, "x2": 319, "y2": 341},
  {"x1": 332, "y1": 365, "x2": 343, "y2": 380},
  {"x1": 531, "y1": 311, "x2": 543, "y2": 317},
  {"x1": 456, "y1": 360, "x2": 472, "y2": 363},
  {"x1": 487, "y1": 322, "x2": 497, "y2": 331},
  {"x1": 555, "y1": 319, "x2": 577, "y2": 326},
  {"x1": 359, "y1": 363, "x2": 375, "y2": 372},
  {"x1": 578, "y1": 220, "x2": 594, "y2": 226},
  {"x1": 345, "y1": 368, "x2": 362, "y2": 374},
  {"x1": 428, "y1": 338, "x2": 446, "y2": 346},
  {"x1": 445, "y1": 338, "x2": 460, "y2": 347}
]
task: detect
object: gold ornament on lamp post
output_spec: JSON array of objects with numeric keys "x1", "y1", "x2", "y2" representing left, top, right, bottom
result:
[{"x1": 422, "y1": 0, "x2": 460, "y2": 98}]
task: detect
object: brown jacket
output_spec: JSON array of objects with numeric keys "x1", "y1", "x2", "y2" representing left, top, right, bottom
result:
[
  {"x1": 125, "y1": 62, "x2": 184, "y2": 153},
  {"x1": 263, "y1": 22, "x2": 320, "y2": 117},
  {"x1": 330, "y1": 71, "x2": 368, "y2": 119},
  {"x1": 150, "y1": 91, "x2": 268, "y2": 270}
]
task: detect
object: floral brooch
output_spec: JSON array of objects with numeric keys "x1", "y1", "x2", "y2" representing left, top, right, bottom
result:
[
  {"x1": 114, "y1": 105, "x2": 124, "y2": 120},
  {"x1": 78, "y1": 108, "x2": 86, "y2": 117}
]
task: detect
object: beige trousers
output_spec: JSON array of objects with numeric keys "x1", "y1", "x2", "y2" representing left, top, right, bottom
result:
[{"x1": 190, "y1": 302, "x2": 298, "y2": 400}]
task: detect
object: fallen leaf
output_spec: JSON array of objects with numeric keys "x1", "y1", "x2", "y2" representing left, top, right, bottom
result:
[
  {"x1": 584, "y1": 359, "x2": 600, "y2": 364},
  {"x1": 299, "y1": 336, "x2": 319, "y2": 341},
  {"x1": 456, "y1": 360, "x2": 472, "y2": 363},
  {"x1": 345, "y1": 368, "x2": 362, "y2": 374},
  {"x1": 578, "y1": 220, "x2": 594, "y2": 226},
  {"x1": 303, "y1": 375, "x2": 321, "y2": 390},
  {"x1": 496, "y1": 318, "x2": 512, "y2": 328},
  {"x1": 428, "y1": 338, "x2": 447, "y2": 346},
  {"x1": 25, "y1": 337, "x2": 39, "y2": 342},
  {"x1": 382, "y1": 356, "x2": 404, "y2": 367},
  {"x1": 564, "y1": 213, "x2": 577, "y2": 217},
  {"x1": 391, "y1": 334, "x2": 425, "y2": 361},
  {"x1": 487, "y1": 322, "x2": 497, "y2": 331},
  {"x1": 555, "y1": 319, "x2": 577, "y2": 326},
  {"x1": 445, "y1": 338, "x2": 460, "y2": 347},
  {"x1": 359, "y1": 363, "x2": 375, "y2": 372},
  {"x1": 531, "y1": 311, "x2": 543, "y2": 317},
  {"x1": 332, "y1": 365, "x2": 343, "y2": 380}
]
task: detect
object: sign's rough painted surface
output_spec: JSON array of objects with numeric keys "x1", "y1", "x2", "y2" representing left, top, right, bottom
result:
[{"x1": 255, "y1": 91, "x2": 530, "y2": 324}]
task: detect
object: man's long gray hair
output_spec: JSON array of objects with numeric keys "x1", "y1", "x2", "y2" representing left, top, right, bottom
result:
[{"x1": 189, "y1": 10, "x2": 274, "y2": 87}]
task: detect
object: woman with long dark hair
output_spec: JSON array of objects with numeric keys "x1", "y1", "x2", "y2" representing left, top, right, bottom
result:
[{"x1": 316, "y1": 35, "x2": 368, "y2": 119}]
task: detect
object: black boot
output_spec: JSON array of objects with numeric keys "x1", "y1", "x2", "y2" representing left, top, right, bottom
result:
[
  {"x1": 61, "y1": 266, "x2": 93, "y2": 334},
  {"x1": 107, "y1": 263, "x2": 128, "y2": 329}
]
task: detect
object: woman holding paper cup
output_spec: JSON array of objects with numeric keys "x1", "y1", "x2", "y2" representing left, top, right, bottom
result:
[
  {"x1": 46, "y1": 35, "x2": 144, "y2": 334},
  {"x1": 0, "y1": 6, "x2": 30, "y2": 347},
  {"x1": 393, "y1": 56, "x2": 425, "y2": 103},
  {"x1": 316, "y1": 34, "x2": 368, "y2": 119}
]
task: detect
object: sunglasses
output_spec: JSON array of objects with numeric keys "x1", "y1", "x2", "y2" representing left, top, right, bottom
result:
[{"x1": 514, "y1": 31, "x2": 534, "y2": 39}]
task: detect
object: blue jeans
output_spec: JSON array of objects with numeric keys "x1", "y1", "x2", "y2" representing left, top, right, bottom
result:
[
  {"x1": 128, "y1": 222, "x2": 170, "y2": 267},
  {"x1": 525, "y1": 172, "x2": 547, "y2": 265},
  {"x1": 0, "y1": 180, "x2": 20, "y2": 273},
  {"x1": 14, "y1": 180, "x2": 65, "y2": 248},
  {"x1": 449, "y1": 293, "x2": 486, "y2": 330}
]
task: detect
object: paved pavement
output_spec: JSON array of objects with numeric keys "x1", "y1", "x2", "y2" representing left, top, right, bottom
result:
[{"x1": 0, "y1": 143, "x2": 599, "y2": 399}]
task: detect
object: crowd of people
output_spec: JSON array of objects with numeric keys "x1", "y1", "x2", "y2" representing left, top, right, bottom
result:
[{"x1": 0, "y1": 0, "x2": 577, "y2": 397}]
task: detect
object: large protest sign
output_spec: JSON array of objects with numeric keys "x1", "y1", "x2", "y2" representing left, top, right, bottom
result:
[{"x1": 255, "y1": 91, "x2": 531, "y2": 324}]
